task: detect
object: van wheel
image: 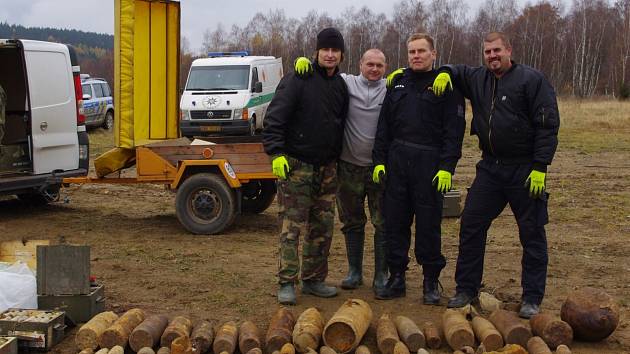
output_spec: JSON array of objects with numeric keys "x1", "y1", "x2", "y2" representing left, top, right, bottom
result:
[
  {"x1": 17, "y1": 185, "x2": 61, "y2": 205},
  {"x1": 103, "y1": 111, "x2": 114, "y2": 130},
  {"x1": 241, "y1": 180, "x2": 276, "y2": 214},
  {"x1": 175, "y1": 173, "x2": 237, "y2": 234},
  {"x1": 248, "y1": 117, "x2": 256, "y2": 136}
]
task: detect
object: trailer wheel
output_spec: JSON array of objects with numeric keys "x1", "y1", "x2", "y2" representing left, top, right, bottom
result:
[
  {"x1": 241, "y1": 180, "x2": 276, "y2": 214},
  {"x1": 175, "y1": 173, "x2": 237, "y2": 234}
]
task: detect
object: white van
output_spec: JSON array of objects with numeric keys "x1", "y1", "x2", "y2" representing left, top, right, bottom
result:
[
  {"x1": 0, "y1": 39, "x2": 89, "y2": 203},
  {"x1": 179, "y1": 53, "x2": 283, "y2": 137}
]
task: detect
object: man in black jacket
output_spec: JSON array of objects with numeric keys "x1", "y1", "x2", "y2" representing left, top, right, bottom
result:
[
  {"x1": 433, "y1": 32, "x2": 560, "y2": 318},
  {"x1": 262, "y1": 27, "x2": 349, "y2": 305},
  {"x1": 372, "y1": 33, "x2": 465, "y2": 304}
]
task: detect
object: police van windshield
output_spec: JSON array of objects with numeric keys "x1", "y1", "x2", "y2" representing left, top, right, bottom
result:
[{"x1": 186, "y1": 65, "x2": 249, "y2": 91}]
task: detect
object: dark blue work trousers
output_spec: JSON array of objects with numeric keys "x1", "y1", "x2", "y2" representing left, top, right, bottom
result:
[
  {"x1": 384, "y1": 142, "x2": 446, "y2": 279},
  {"x1": 454, "y1": 158, "x2": 549, "y2": 304}
]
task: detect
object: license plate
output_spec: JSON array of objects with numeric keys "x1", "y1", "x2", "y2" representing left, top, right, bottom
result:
[{"x1": 200, "y1": 126, "x2": 221, "y2": 132}]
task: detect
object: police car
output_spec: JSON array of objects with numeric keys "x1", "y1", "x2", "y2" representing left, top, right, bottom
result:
[{"x1": 81, "y1": 75, "x2": 114, "y2": 129}]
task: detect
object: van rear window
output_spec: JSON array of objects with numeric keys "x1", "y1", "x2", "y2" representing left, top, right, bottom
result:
[{"x1": 186, "y1": 65, "x2": 249, "y2": 91}]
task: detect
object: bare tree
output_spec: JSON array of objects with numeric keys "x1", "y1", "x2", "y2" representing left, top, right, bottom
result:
[{"x1": 568, "y1": 0, "x2": 612, "y2": 97}]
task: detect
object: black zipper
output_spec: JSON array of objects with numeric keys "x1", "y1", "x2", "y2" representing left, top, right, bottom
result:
[{"x1": 488, "y1": 78, "x2": 497, "y2": 156}]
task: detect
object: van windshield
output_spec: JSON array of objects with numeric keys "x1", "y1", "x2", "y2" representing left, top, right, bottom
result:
[{"x1": 186, "y1": 65, "x2": 249, "y2": 91}]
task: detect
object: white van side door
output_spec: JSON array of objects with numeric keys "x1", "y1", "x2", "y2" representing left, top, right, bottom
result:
[{"x1": 25, "y1": 45, "x2": 79, "y2": 174}]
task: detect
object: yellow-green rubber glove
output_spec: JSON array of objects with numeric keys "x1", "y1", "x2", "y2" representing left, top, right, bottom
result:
[
  {"x1": 432, "y1": 170, "x2": 452, "y2": 193},
  {"x1": 272, "y1": 155, "x2": 290, "y2": 180},
  {"x1": 386, "y1": 68, "x2": 404, "y2": 88},
  {"x1": 373, "y1": 164, "x2": 386, "y2": 184},
  {"x1": 525, "y1": 170, "x2": 546, "y2": 198},
  {"x1": 294, "y1": 57, "x2": 313, "y2": 77},
  {"x1": 432, "y1": 72, "x2": 453, "y2": 96}
]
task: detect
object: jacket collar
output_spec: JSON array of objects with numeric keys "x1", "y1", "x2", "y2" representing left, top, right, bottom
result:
[{"x1": 314, "y1": 60, "x2": 340, "y2": 78}]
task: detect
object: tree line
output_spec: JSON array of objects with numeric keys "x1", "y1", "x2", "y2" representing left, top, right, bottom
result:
[
  {"x1": 1, "y1": 22, "x2": 115, "y2": 87},
  {"x1": 200, "y1": 0, "x2": 630, "y2": 98}
]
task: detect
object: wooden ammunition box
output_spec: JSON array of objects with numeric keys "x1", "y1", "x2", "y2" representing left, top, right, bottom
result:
[
  {"x1": 0, "y1": 309, "x2": 66, "y2": 351},
  {"x1": 0, "y1": 337, "x2": 18, "y2": 354},
  {"x1": 38, "y1": 285, "x2": 105, "y2": 324},
  {"x1": 443, "y1": 190, "x2": 462, "y2": 217},
  {"x1": 36, "y1": 245, "x2": 90, "y2": 295}
]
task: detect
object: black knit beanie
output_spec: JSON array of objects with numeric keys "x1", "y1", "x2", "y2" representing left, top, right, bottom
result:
[{"x1": 316, "y1": 27, "x2": 345, "y2": 53}]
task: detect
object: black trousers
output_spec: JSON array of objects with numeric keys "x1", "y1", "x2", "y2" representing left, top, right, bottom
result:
[
  {"x1": 454, "y1": 158, "x2": 549, "y2": 304},
  {"x1": 384, "y1": 142, "x2": 446, "y2": 279}
]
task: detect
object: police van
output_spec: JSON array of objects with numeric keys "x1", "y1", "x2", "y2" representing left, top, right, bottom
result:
[{"x1": 179, "y1": 52, "x2": 283, "y2": 137}]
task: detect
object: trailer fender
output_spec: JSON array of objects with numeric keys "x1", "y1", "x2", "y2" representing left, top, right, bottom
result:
[{"x1": 171, "y1": 159, "x2": 242, "y2": 189}]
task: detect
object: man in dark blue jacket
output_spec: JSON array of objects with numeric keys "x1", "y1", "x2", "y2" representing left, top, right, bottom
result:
[
  {"x1": 263, "y1": 27, "x2": 349, "y2": 305},
  {"x1": 372, "y1": 33, "x2": 465, "y2": 305},
  {"x1": 432, "y1": 32, "x2": 560, "y2": 318}
]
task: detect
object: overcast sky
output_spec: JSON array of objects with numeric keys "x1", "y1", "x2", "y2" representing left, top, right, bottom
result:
[{"x1": 1, "y1": 0, "x2": 532, "y2": 54}]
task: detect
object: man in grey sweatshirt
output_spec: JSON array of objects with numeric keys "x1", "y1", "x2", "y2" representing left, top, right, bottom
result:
[{"x1": 295, "y1": 49, "x2": 389, "y2": 292}]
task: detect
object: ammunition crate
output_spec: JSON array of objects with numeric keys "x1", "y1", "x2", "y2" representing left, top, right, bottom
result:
[
  {"x1": 36, "y1": 245, "x2": 90, "y2": 295},
  {"x1": 0, "y1": 309, "x2": 66, "y2": 351},
  {"x1": 38, "y1": 284, "x2": 105, "y2": 324},
  {"x1": 0, "y1": 337, "x2": 18, "y2": 354}
]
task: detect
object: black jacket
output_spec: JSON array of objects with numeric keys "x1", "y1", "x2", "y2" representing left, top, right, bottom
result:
[
  {"x1": 444, "y1": 62, "x2": 559, "y2": 172},
  {"x1": 262, "y1": 62, "x2": 349, "y2": 165},
  {"x1": 372, "y1": 69, "x2": 466, "y2": 173}
]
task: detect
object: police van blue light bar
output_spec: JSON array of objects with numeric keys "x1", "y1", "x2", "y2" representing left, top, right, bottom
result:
[{"x1": 207, "y1": 51, "x2": 249, "y2": 57}]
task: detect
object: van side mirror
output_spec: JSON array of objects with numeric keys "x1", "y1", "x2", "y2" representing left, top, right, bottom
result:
[
  {"x1": 254, "y1": 82, "x2": 263, "y2": 93},
  {"x1": 83, "y1": 94, "x2": 91, "y2": 100}
]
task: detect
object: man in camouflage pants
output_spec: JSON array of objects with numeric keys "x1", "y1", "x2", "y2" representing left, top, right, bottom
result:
[
  {"x1": 263, "y1": 28, "x2": 349, "y2": 305},
  {"x1": 295, "y1": 49, "x2": 390, "y2": 292}
]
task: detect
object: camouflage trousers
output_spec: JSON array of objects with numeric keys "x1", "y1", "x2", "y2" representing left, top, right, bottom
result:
[
  {"x1": 336, "y1": 160, "x2": 384, "y2": 238},
  {"x1": 277, "y1": 156, "x2": 337, "y2": 284}
]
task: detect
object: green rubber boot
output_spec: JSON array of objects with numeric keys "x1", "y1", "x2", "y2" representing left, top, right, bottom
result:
[{"x1": 341, "y1": 232, "x2": 365, "y2": 289}]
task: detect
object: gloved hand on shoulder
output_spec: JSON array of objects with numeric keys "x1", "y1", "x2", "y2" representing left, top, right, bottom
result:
[
  {"x1": 294, "y1": 57, "x2": 313, "y2": 77},
  {"x1": 386, "y1": 68, "x2": 404, "y2": 88},
  {"x1": 432, "y1": 72, "x2": 453, "y2": 96}
]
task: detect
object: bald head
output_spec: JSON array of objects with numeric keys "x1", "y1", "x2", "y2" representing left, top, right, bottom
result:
[{"x1": 360, "y1": 49, "x2": 387, "y2": 81}]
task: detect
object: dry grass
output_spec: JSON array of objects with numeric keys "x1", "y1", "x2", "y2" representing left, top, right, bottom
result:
[{"x1": 556, "y1": 98, "x2": 630, "y2": 152}]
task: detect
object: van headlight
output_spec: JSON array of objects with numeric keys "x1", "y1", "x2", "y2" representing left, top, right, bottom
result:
[
  {"x1": 233, "y1": 108, "x2": 242, "y2": 119},
  {"x1": 181, "y1": 109, "x2": 192, "y2": 120}
]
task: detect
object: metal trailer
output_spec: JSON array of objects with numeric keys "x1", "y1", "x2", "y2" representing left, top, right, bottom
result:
[{"x1": 64, "y1": 136, "x2": 276, "y2": 235}]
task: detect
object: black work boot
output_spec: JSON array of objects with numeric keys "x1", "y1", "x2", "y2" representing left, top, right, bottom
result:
[
  {"x1": 341, "y1": 232, "x2": 364, "y2": 289},
  {"x1": 447, "y1": 292, "x2": 477, "y2": 308},
  {"x1": 374, "y1": 272, "x2": 406, "y2": 300},
  {"x1": 519, "y1": 301, "x2": 540, "y2": 319},
  {"x1": 422, "y1": 278, "x2": 442, "y2": 305},
  {"x1": 372, "y1": 230, "x2": 388, "y2": 292}
]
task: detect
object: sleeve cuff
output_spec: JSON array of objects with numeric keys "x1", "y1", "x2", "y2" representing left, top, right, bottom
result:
[{"x1": 532, "y1": 162, "x2": 548, "y2": 173}]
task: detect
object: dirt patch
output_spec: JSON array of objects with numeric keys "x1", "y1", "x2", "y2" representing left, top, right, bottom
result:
[{"x1": 1, "y1": 101, "x2": 629, "y2": 353}]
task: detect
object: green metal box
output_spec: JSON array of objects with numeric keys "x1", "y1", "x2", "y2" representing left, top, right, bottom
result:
[
  {"x1": 38, "y1": 285, "x2": 105, "y2": 324},
  {"x1": 36, "y1": 245, "x2": 90, "y2": 295},
  {"x1": 0, "y1": 310, "x2": 66, "y2": 351}
]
